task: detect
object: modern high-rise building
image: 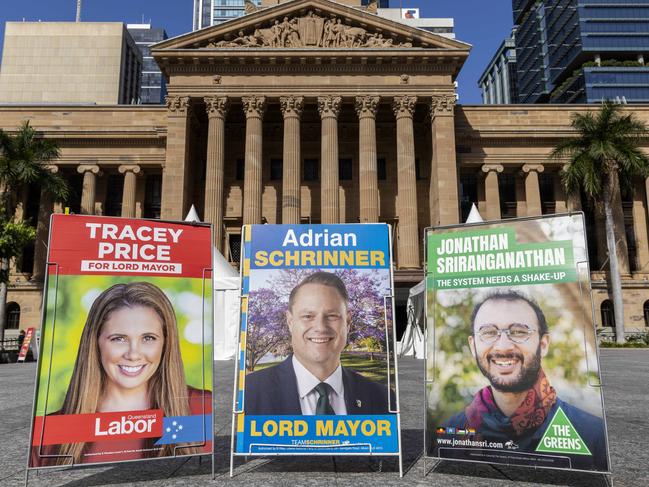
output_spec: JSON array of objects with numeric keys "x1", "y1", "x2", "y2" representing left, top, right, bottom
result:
[
  {"x1": 0, "y1": 22, "x2": 142, "y2": 105},
  {"x1": 127, "y1": 24, "x2": 168, "y2": 104},
  {"x1": 194, "y1": 0, "x2": 262, "y2": 30},
  {"x1": 513, "y1": 0, "x2": 649, "y2": 104},
  {"x1": 478, "y1": 28, "x2": 518, "y2": 104},
  {"x1": 193, "y1": 0, "x2": 389, "y2": 30}
]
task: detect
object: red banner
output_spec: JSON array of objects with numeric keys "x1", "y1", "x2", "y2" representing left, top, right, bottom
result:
[
  {"x1": 47, "y1": 215, "x2": 211, "y2": 278},
  {"x1": 32, "y1": 410, "x2": 163, "y2": 446},
  {"x1": 17, "y1": 327, "x2": 34, "y2": 362}
]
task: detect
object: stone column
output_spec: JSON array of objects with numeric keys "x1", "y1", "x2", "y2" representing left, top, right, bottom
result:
[
  {"x1": 280, "y1": 96, "x2": 304, "y2": 224},
  {"x1": 242, "y1": 96, "x2": 266, "y2": 225},
  {"x1": 393, "y1": 95, "x2": 419, "y2": 269},
  {"x1": 161, "y1": 96, "x2": 190, "y2": 220},
  {"x1": 355, "y1": 96, "x2": 380, "y2": 223},
  {"x1": 481, "y1": 164, "x2": 503, "y2": 221},
  {"x1": 522, "y1": 163, "x2": 544, "y2": 216},
  {"x1": 633, "y1": 179, "x2": 649, "y2": 271},
  {"x1": 32, "y1": 165, "x2": 58, "y2": 281},
  {"x1": 77, "y1": 164, "x2": 102, "y2": 215},
  {"x1": 430, "y1": 95, "x2": 459, "y2": 225},
  {"x1": 318, "y1": 96, "x2": 342, "y2": 224},
  {"x1": 204, "y1": 96, "x2": 228, "y2": 250},
  {"x1": 119, "y1": 165, "x2": 141, "y2": 218}
]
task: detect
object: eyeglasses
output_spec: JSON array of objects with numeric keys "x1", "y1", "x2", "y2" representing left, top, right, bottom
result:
[{"x1": 475, "y1": 324, "x2": 536, "y2": 344}]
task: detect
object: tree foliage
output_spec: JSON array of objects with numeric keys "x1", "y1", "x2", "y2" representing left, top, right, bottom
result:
[
  {"x1": 551, "y1": 101, "x2": 649, "y2": 199},
  {"x1": 551, "y1": 101, "x2": 649, "y2": 343}
]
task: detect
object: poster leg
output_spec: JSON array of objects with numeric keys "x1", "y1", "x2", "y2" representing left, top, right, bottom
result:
[
  {"x1": 604, "y1": 473, "x2": 614, "y2": 487},
  {"x1": 23, "y1": 467, "x2": 29, "y2": 487},
  {"x1": 398, "y1": 450, "x2": 403, "y2": 477}
]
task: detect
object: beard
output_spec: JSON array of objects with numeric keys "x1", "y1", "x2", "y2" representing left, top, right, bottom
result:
[{"x1": 475, "y1": 346, "x2": 542, "y2": 393}]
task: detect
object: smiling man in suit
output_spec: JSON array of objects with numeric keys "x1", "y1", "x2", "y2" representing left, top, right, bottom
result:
[{"x1": 244, "y1": 271, "x2": 393, "y2": 415}]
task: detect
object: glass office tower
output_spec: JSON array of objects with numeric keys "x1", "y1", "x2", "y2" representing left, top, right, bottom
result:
[
  {"x1": 127, "y1": 24, "x2": 168, "y2": 104},
  {"x1": 513, "y1": 0, "x2": 649, "y2": 103},
  {"x1": 194, "y1": 0, "x2": 262, "y2": 30}
]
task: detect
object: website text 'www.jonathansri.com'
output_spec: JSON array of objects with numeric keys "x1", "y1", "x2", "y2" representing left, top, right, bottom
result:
[{"x1": 437, "y1": 438, "x2": 504, "y2": 449}]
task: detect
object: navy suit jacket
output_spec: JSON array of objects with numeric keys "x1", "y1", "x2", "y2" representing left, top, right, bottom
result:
[{"x1": 244, "y1": 356, "x2": 395, "y2": 415}]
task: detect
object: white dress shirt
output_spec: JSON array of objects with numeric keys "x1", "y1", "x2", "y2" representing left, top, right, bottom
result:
[{"x1": 292, "y1": 355, "x2": 347, "y2": 415}]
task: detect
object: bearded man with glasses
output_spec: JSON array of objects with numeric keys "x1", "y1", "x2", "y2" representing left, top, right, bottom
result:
[{"x1": 442, "y1": 291, "x2": 607, "y2": 470}]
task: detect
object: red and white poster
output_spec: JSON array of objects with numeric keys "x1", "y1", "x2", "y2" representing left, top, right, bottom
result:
[
  {"x1": 29, "y1": 215, "x2": 213, "y2": 468},
  {"x1": 17, "y1": 327, "x2": 34, "y2": 362}
]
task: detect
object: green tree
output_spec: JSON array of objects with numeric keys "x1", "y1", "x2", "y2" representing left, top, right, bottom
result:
[
  {"x1": 0, "y1": 121, "x2": 69, "y2": 342},
  {"x1": 551, "y1": 101, "x2": 649, "y2": 344}
]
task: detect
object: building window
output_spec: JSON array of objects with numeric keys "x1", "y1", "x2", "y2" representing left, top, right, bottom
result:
[
  {"x1": 144, "y1": 175, "x2": 162, "y2": 219},
  {"x1": 539, "y1": 173, "x2": 555, "y2": 215},
  {"x1": 415, "y1": 158, "x2": 423, "y2": 180},
  {"x1": 67, "y1": 172, "x2": 84, "y2": 214},
  {"x1": 270, "y1": 158, "x2": 283, "y2": 181},
  {"x1": 304, "y1": 158, "x2": 319, "y2": 181},
  {"x1": 19, "y1": 242, "x2": 35, "y2": 274},
  {"x1": 377, "y1": 158, "x2": 387, "y2": 180},
  {"x1": 6, "y1": 302, "x2": 20, "y2": 330},
  {"x1": 644, "y1": 301, "x2": 649, "y2": 327},
  {"x1": 498, "y1": 173, "x2": 517, "y2": 219},
  {"x1": 104, "y1": 175, "x2": 124, "y2": 217},
  {"x1": 339, "y1": 158, "x2": 352, "y2": 181},
  {"x1": 228, "y1": 233, "x2": 242, "y2": 263},
  {"x1": 601, "y1": 300, "x2": 614, "y2": 328},
  {"x1": 236, "y1": 158, "x2": 245, "y2": 181}
]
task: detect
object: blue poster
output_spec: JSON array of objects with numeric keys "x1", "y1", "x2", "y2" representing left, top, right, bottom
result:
[{"x1": 233, "y1": 224, "x2": 401, "y2": 455}]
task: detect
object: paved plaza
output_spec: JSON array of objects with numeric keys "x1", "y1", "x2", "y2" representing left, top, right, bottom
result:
[{"x1": 0, "y1": 350, "x2": 647, "y2": 487}]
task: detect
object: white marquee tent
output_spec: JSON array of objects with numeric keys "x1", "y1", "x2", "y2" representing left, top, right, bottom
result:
[{"x1": 185, "y1": 206, "x2": 240, "y2": 360}]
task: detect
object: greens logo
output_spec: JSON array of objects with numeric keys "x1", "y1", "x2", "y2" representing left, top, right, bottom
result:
[{"x1": 535, "y1": 407, "x2": 592, "y2": 456}]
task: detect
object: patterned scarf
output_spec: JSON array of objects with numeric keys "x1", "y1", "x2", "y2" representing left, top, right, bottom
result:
[{"x1": 465, "y1": 369, "x2": 557, "y2": 436}]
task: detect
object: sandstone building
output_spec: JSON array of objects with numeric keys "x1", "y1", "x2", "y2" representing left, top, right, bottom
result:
[{"x1": 1, "y1": 0, "x2": 648, "y2": 340}]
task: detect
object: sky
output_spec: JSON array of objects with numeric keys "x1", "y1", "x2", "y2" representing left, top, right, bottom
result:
[{"x1": 0, "y1": 0, "x2": 514, "y2": 104}]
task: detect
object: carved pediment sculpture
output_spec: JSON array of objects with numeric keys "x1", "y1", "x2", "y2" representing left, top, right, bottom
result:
[{"x1": 206, "y1": 11, "x2": 412, "y2": 49}]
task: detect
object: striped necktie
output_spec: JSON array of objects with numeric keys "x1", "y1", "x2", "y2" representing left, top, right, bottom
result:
[{"x1": 314, "y1": 382, "x2": 335, "y2": 415}]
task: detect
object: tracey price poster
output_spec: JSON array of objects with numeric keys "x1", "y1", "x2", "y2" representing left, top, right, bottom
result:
[
  {"x1": 425, "y1": 214, "x2": 610, "y2": 473},
  {"x1": 29, "y1": 215, "x2": 213, "y2": 468},
  {"x1": 233, "y1": 224, "x2": 401, "y2": 456}
]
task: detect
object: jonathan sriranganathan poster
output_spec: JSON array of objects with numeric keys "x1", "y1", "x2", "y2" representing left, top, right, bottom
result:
[
  {"x1": 425, "y1": 214, "x2": 610, "y2": 473},
  {"x1": 233, "y1": 224, "x2": 401, "y2": 456},
  {"x1": 29, "y1": 215, "x2": 213, "y2": 468}
]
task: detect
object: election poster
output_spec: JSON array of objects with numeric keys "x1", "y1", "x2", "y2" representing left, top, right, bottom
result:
[
  {"x1": 232, "y1": 224, "x2": 401, "y2": 461},
  {"x1": 425, "y1": 214, "x2": 610, "y2": 473},
  {"x1": 28, "y1": 214, "x2": 213, "y2": 468}
]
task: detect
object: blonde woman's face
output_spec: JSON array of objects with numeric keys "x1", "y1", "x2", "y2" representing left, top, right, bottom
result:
[{"x1": 98, "y1": 306, "x2": 165, "y2": 394}]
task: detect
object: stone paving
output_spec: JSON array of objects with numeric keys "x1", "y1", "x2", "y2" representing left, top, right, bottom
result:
[{"x1": 0, "y1": 350, "x2": 647, "y2": 487}]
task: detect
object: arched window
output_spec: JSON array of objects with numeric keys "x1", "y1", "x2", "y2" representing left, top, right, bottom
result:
[
  {"x1": 644, "y1": 301, "x2": 649, "y2": 327},
  {"x1": 601, "y1": 300, "x2": 614, "y2": 328},
  {"x1": 6, "y1": 302, "x2": 20, "y2": 330}
]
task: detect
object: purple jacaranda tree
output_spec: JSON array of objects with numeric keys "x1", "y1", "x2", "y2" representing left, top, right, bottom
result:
[{"x1": 246, "y1": 268, "x2": 390, "y2": 371}]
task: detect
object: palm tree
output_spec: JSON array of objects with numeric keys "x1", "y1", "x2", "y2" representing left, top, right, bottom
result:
[
  {"x1": 0, "y1": 121, "x2": 69, "y2": 342},
  {"x1": 551, "y1": 101, "x2": 649, "y2": 344}
]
